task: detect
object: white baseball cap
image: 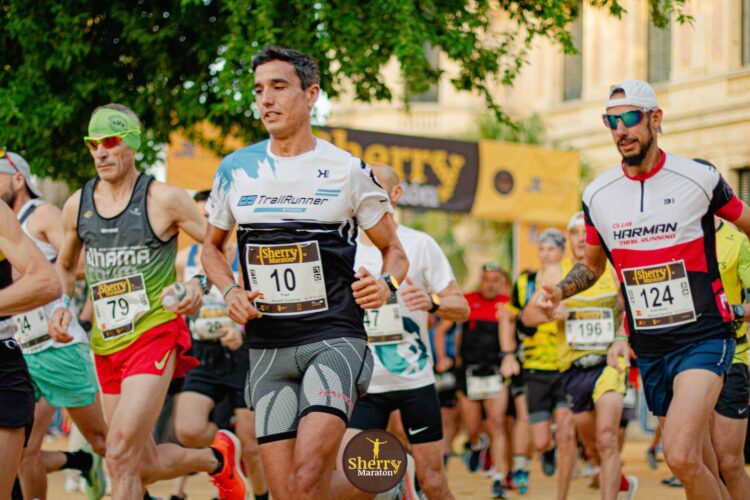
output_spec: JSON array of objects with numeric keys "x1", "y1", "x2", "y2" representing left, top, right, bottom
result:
[
  {"x1": 0, "y1": 151, "x2": 43, "y2": 198},
  {"x1": 567, "y1": 211, "x2": 585, "y2": 230},
  {"x1": 605, "y1": 80, "x2": 659, "y2": 110}
]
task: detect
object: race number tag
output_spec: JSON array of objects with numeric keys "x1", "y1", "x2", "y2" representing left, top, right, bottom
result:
[
  {"x1": 91, "y1": 274, "x2": 151, "y2": 339},
  {"x1": 623, "y1": 386, "x2": 637, "y2": 409},
  {"x1": 245, "y1": 242, "x2": 328, "y2": 316},
  {"x1": 192, "y1": 316, "x2": 237, "y2": 341},
  {"x1": 622, "y1": 261, "x2": 696, "y2": 330},
  {"x1": 13, "y1": 307, "x2": 51, "y2": 349},
  {"x1": 565, "y1": 308, "x2": 615, "y2": 350},
  {"x1": 466, "y1": 366, "x2": 503, "y2": 400},
  {"x1": 364, "y1": 296, "x2": 404, "y2": 344},
  {"x1": 434, "y1": 371, "x2": 457, "y2": 392}
]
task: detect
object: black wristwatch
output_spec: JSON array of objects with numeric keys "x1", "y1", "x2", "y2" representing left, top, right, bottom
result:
[
  {"x1": 191, "y1": 274, "x2": 210, "y2": 295},
  {"x1": 733, "y1": 304, "x2": 745, "y2": 321},
  {"x1": 380, "y1": 274, "x2": 400, "y2": 294},
  {"x1": 428, "y1": 293, "x2": 441, "y2": 313}
]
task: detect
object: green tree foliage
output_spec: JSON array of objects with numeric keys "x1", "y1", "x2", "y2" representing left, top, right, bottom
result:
[{"x1": 0, "y1": 0, "x2": 687, "y2": 185}]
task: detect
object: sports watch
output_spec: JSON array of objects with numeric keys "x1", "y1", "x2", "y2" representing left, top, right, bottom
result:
[
  {"x1": 380, "y1": 274, "x2": 400, "y2": 294},
  {"x1": 733, "y1": 304, "x2": 745, "y2": 321},
  {"x1": 428, "y1": 293, "x2": 441, "y2": 313}
]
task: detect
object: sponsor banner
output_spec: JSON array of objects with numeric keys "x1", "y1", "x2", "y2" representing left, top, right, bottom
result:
[
  {"x1": 473, "y1": 141, "x2": 580, "y2": 226},
  {"x1": 315, "y1": 127, "x2": 479, "y2": 211}
]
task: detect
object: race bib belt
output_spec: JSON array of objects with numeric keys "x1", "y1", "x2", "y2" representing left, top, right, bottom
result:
[
  {"x1": 13, "y1": 307, "x2": 51, "y2": 349},
  {"x1": 91, "y1": 274, "x2": 151, "y2": 339},
  {"x1": 622, "y1": 261, "x2": 696, "y2": 330},
  {"x1": 466, "y1": 365, "x2": 503, "y2": 400},
  {"x1": 245, "y1": 242, "x2": 328, "y2": 316},
  {"x1": 565, "y1": 307, "x2": 615, "y2": 350},
  {"x1": 364, "y1": 296, "x2": 404, "y2": 344}
]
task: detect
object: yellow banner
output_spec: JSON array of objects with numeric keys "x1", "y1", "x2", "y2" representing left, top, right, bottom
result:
[{"x1": 473, "y1": 141, "x2": 580, "y2": 226}]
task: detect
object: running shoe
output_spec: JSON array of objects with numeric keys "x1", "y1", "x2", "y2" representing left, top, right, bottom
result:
[
  {"x1": 646, "y1": 447, "x2": 658, "y2": 469},
  {"x1": 582, "y1": 460, "x2": 599, "y2": 478},
  {"x1": 209, "y1": 430, "x2": 248, "y2": 500},
  {"x1": 491, "y1": 477, "x2": 507, "y2": 499},
  {"x1": 511, "y1": 469, "x2": 529, "y2": 495},
  {"x1": 661, "y1": 475, "x2": 683, "y2": 487},
  {"x1": 81, "y1": 445, "x2": 106, "y2": 500},
  {"x1": 618, "y1": 475, "x2": 639, "y2": 499},
  {"x1": 541, "y1": 447, "x2": 557, "y2": 476},
  {"x1": 462, "y1": 436, "x2": 487, "y2": 473}
]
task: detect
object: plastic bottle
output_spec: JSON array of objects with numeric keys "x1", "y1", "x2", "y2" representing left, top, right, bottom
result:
[{"x1": 162, "y1": 282, "x2": 187, "y2": 312}]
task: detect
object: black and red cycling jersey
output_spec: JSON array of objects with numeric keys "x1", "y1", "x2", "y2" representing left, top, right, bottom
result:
[
  {"x1": 459, "y1": 290, "x2": 509, "y2": 365},
  {"x1": 583, "y1": 151, "x2": 743, "y2": 356}
]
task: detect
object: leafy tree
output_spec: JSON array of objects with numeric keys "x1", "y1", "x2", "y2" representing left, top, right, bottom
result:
[{"x1": 0, "y1": 0, "x2": 687, "y2": 185}]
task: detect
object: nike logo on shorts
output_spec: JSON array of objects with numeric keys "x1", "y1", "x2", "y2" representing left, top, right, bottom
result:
[
  {"x1": 155, "y1": 350, "x2": 172, "y2": 371},
  {"x1": 739, "y1": 407, "x2": 748, "y2": 415},
  {"x1": 408, "y1": 426, "x2": 429, "y2": 436}
]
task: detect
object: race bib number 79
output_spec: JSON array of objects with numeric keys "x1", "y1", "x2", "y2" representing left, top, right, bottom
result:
[
  {"x1": 622, "y1": 261, "x2": 696, "y2": 330},
  {"x1": 91, "y1": 274, "x2": 151, "y2": 339}
]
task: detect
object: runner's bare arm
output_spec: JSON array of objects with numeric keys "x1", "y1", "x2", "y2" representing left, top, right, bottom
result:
[
  {"x1": 433, "y1": 282, "x2": 470, "y2": 322},
  {"x1": 0, "y1": 201, "x2": 61, "y2": 314},
  {"x1": 499, "y1": 307, "x2": 518, "y2": 354},
  {"x1": 29, "y1": 203, "x2": 65, "y2": 251},
  {"x1": 55, "y1": 191, "x2": 84, "y2": 298},
  {"x1": 353, "y1": 213, "x2": 408, "y2": 309},
  {"x1": 537, "y1": 243, "x2": 608, "y2": 316},
  {"x1": 154, "y1": 183, "x2": 207, "y2": 242},
  {"x1": 727, "y1": 203, "x2": 750, "y2": 241},
  {"x1": 203, "y1": 223, "x2": 261, "y2": 324},
  {"x1": 433, "y1": 318, "x2": 454, "y2": 372},
  {"x1": 364, "y1": 213, "x2": 408, "y2": 284},
  {"x1": 175, "y1": 246, "x2": 190, "y2": 282}
]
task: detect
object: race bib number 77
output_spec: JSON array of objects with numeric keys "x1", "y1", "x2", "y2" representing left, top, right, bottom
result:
[{"x1": 622, "y1": 261, "x2": 696, "y2": 330}]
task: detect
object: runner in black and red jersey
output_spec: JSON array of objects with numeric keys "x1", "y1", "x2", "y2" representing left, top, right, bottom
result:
[
  {"x1": 436, "y1": 262, "x2": 510, "y2": 498},
  {"x1": 537, "y1": 80, "x2": 750, "y2": 499}
]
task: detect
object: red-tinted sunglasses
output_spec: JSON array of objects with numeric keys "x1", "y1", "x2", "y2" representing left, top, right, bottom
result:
[
  {"x1": 83, "y1": 130, "x2": 139, "y2": 151},
  {"x1": 0, "y1": 147, "x2": 20, "y2": 172}
]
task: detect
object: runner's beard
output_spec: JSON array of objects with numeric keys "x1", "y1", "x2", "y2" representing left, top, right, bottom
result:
[
  {"x1": 0, "y1": 188, "x2": 15, "y2": 208},
  {"x1": 621, "y1": 128, "x2": 654, "y2": 167}
]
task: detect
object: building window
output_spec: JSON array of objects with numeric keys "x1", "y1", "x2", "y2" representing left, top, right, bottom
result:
[
  {"x1": 743, "y1": 0, "x2": 750, "y2": 65},
  {"x1": 738, "y1": 168, "x2": 750, "y2": 205},
  {"x1": 563, "y1": 5, "x2": 584, "y2": 101},
  {"x1": 408, "y1": 44, "x2": 439, "y2": 103},
  {"x1": 647, "y1": 16, "x2": 672, "y2": 83}
]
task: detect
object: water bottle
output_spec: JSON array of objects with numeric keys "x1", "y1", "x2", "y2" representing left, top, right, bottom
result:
[{"x1": 162, "y1": 282, "x2": 187, "y2": 312}]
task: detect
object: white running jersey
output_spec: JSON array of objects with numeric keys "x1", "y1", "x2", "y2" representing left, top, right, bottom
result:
[
  {"x1": 583, "y1": 151, "x2": 742, "y2": 356},
  {"x1": 355, "y1": 225, "x2": 454, "y2": 393},
  {"x1": 207, "y1": 138, "x2": 392, "y2": 348},
  {"x1": 14, "y1": 200, "x2": 86, "y2": 353}
]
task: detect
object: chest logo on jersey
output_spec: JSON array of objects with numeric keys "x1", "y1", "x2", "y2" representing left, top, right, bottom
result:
[
  {"x1": 612, "y1": 222, "x2": 678, "y2": 245},
  {"x1": 237, "y1": 189, "x2": 341, "y2": 213},
  {"x1": 86, "y1": 247, "x2": 151, "y2": 268}
]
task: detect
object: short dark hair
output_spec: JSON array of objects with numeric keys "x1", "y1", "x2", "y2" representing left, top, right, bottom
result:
[
  {"x1": 252, "y1": 46, "x2": 320, "y2": 89},
  {"x1": 193, "y1": 189, "x2": 211, "y2": 203}
]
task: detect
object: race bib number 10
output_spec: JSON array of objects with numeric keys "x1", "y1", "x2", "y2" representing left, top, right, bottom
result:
[
  {"x1": 246, "y1": 242, "x2": 328, "y2": 316},
  {"x1": 622, "y1": 261, "x2": 696, "y2": 330},
  {"x1": 92, "y1": 274, "x2": 151, "y2": 339}
]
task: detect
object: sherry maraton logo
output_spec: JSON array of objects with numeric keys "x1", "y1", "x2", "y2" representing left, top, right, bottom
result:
[{"x1": 342, "y1": 429, "x2": 407, "y2": 493}]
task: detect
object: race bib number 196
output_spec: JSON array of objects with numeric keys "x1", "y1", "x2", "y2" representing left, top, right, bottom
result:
[
  {"x1": 246, "y1": 242, "x2": 328, "y2": 316},
  {"x1": 622, "y1": 261, "x2": 696, "y2": 330},
  {"x1": 565, "y1": 308, "x2": 615, "y2": 350},
  {"x1": 92, "y1": 274, "x2": 151, "y2": 339}
]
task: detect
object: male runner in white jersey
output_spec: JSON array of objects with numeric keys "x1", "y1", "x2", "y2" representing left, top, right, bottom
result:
[
  {"x1": 202, "y1": 46, "x2": 408, "y2": 500},
  {"x1": 330, "y1": 163, "x2": 469, "y2": 500},
  {"x1": 537, "y1": 80, "x2": 750, "y2": 499},
  {"x1": 174, "y1": 190, "x2": 268, "y2": 500},
  {"x1": 49, "y1": 104, "x2": 247, "y2": 499},
  {"x1": 0, "y1": 150, "x2": 109, "y2": 499},
  {"x1": 0, "y1": 198, "x2": 62, "y2": 498}
]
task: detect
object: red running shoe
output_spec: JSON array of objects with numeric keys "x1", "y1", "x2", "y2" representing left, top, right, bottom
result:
[{"x1": 210, "y1": 430, "x2": 248, "y2": 500}]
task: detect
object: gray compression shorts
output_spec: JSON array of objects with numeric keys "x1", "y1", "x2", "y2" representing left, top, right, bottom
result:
[{"x1": 247, "y1": 337, "x2": 373, "y2": 444}]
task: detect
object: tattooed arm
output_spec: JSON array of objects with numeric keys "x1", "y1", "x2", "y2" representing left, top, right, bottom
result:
[{"x1": 535, "y1": 243, "x2": 608, "y2": 316}]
